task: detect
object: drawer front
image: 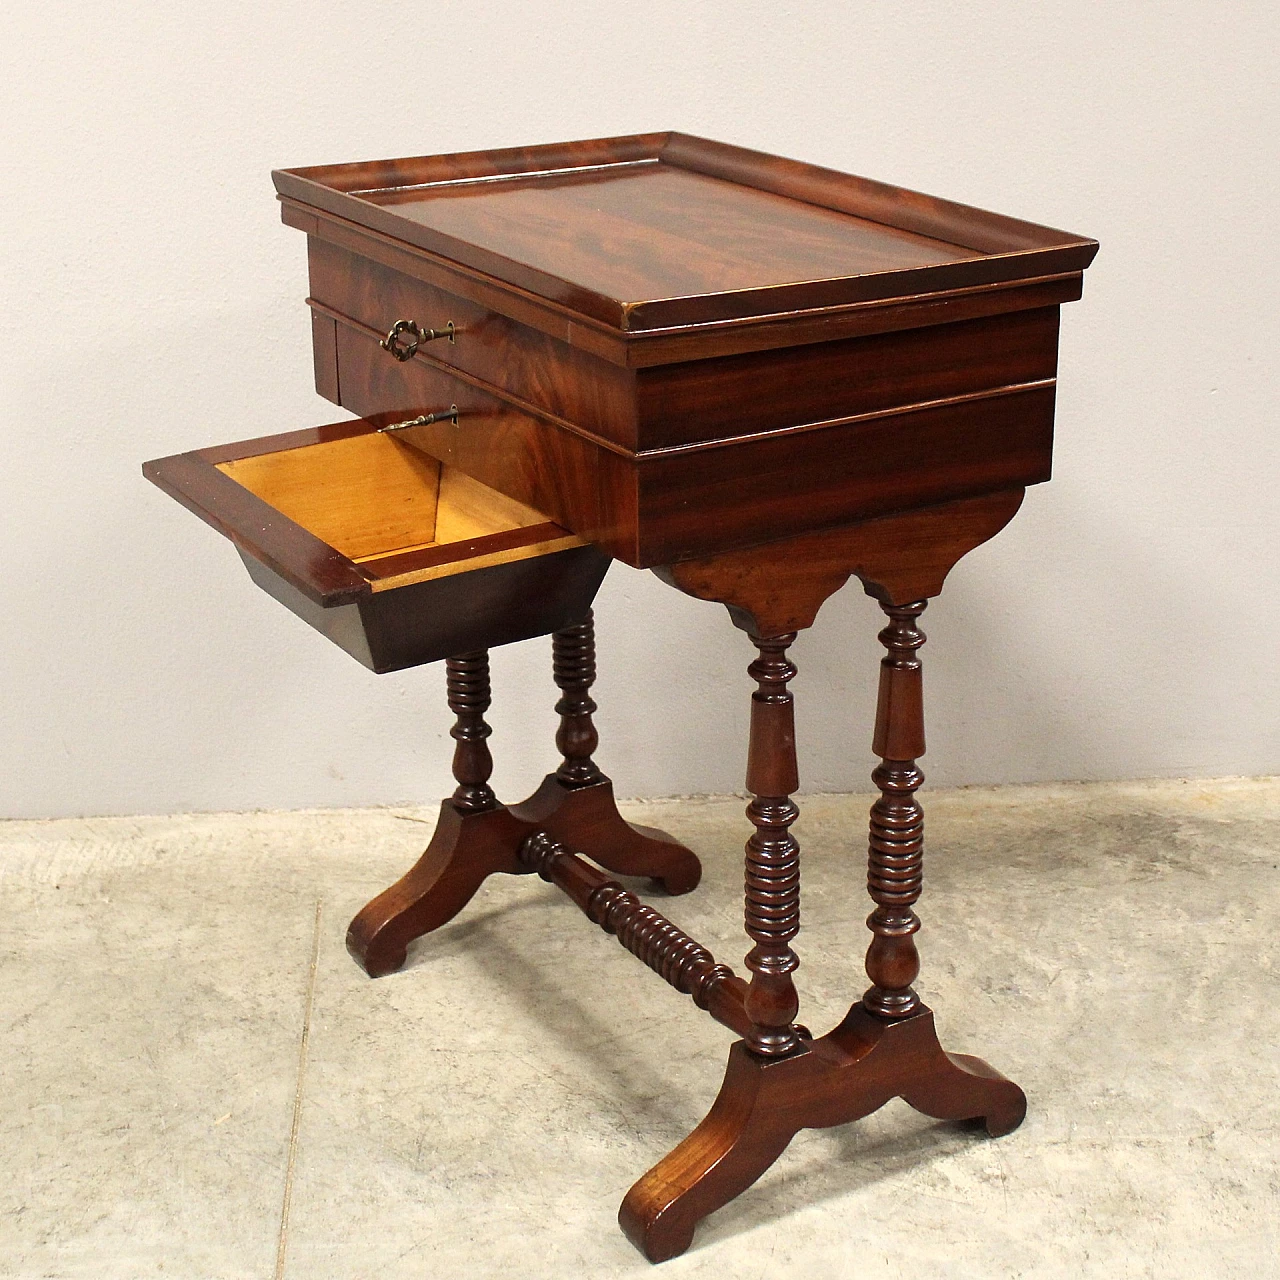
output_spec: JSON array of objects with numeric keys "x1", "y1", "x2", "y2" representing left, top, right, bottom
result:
[
  {"x1": 312, "y1": 235, "x2": 1060, "y2": 459},
  {"x1": 632, "y1": 385, "x2": 1056, "y2": 565},
  {"x1": 331, "y1": 320, "x2": 637, "y2": 561},
  {"x1": 333, "y1": 317, "x2": 1055, "y2": 567},
  {"x1": 308, "y1": 238, "x2": 639, "y2": 448},
  {"x1": 634, "y1": 307, "x2": 1062, "y2": 450}
]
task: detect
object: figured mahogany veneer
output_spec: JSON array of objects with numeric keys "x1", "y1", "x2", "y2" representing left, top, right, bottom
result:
[
  {"x1": 305, "y1": 237, "x2": 1063, "y2": 453},
  {"x1": 275, "y1": 132, "x2": 1095, "y2": 335},
  {"x1": 279, "y1": 132, "x2": 1095, "y2": 566},
  {"x1": 317, "y1": 303, "x2": 1056, "y2": 565}
]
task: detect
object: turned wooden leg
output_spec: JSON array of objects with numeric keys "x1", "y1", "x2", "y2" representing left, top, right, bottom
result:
[
  {"x1": 859, "y1": 598, "x2": 1026, "y2": 1134},
  {"x1": 447, "y1": 650, "x2": 498, "y2": 814},
  {"x1": 510, "y1": 610, "x2": 702, "y2": 894},
  {"x1": 863, "y1": 602, "x2": 927, "y2": 1018},
  {"x1": 551, "y1": 610, "x2": 603, "y2": 788},
  {"x1": 742, "y1": 634, "x2": 802, "y2": 1057},
  {"x1": 619, "y1": 633, "x2": 806, "y2": 1261},
  {"x1": 346, "y1": 652, "x2": 530, "y2": 978}
]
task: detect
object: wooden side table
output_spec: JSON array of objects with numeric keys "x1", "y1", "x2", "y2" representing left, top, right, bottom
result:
[{"x1": 145, "y1": 133, "x2": 1096, "y2": 1260}]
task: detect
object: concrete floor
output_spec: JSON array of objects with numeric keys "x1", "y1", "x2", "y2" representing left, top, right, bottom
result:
[{"x1": 2, "y1": 778, "x2": 1278, "y2": 1279}]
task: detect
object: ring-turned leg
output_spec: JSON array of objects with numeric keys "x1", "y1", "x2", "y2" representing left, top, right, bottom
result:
[
  {"x1": 346, "y1": 652, "x2": 531, "y2": 977},
  {"x1": 863, "y1": 602, "x2": 927, "y2": 1019},
  {"x1": 741, "y1": 634, "x2": 802, "y2": 1056},
  {"x1": 510, "y1": 611, "x2": 702, "y2": 894},
  {"x1": 860, "y1": 599, "x2": 1025, "y2": 1132}
]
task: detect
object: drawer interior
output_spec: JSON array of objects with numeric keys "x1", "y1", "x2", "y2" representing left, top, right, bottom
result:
[{"x1": 216, "y1": 430, "x2": 581, "y2": 590}]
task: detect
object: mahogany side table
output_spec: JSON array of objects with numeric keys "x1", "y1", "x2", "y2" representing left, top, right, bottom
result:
[{"x1": 144, "y1": 133, "x2": 1096, "y2": 1261}]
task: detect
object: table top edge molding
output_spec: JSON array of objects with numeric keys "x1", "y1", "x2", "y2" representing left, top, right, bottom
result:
[
  {"x1": 272, "y1": 131, "x2": 1098, "y2": 342},
  {"x1": 283, "y1": 196, "x2": 1087, "y2": 368}
]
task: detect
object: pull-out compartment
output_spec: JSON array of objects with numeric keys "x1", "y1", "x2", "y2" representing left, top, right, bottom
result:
[{"x1": 143, "y1": 419, "x2": 611, "y2": 673}]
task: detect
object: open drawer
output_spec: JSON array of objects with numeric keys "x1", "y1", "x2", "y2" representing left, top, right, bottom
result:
[{"x1": 143, "y1": 419, "x2": 611, "y2": 673}]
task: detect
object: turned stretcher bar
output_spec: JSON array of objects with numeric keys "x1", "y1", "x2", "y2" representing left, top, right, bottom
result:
[{"x1": 519, "y1": 831, "x2": 753, "y2": 1039}]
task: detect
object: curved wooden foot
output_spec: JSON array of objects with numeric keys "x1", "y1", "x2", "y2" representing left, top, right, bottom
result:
[
  {"x1": 620, "y1": 1043, "x2": 796, "y2": 1262},
  {"x1": 348, "y1": 775, "x2": 700, "y2": 978},
  {"x1": 904, "y1": 1048, "x2": 1028, "y2": 1137},
  {"x1": 346, "y1": 803, "x2": 531, "y2": 978},
  {"x1": 510, "y1": 774, "x2": 702, "y2": 895},
  {"x1": 620, "y1": 1004, "x2": 1025, "y2": 1261}
]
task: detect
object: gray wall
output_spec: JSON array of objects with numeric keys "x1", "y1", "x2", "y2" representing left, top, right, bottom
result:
[{"x1": 3, "y1": 2, "x2": 1277, "y2": 818}]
